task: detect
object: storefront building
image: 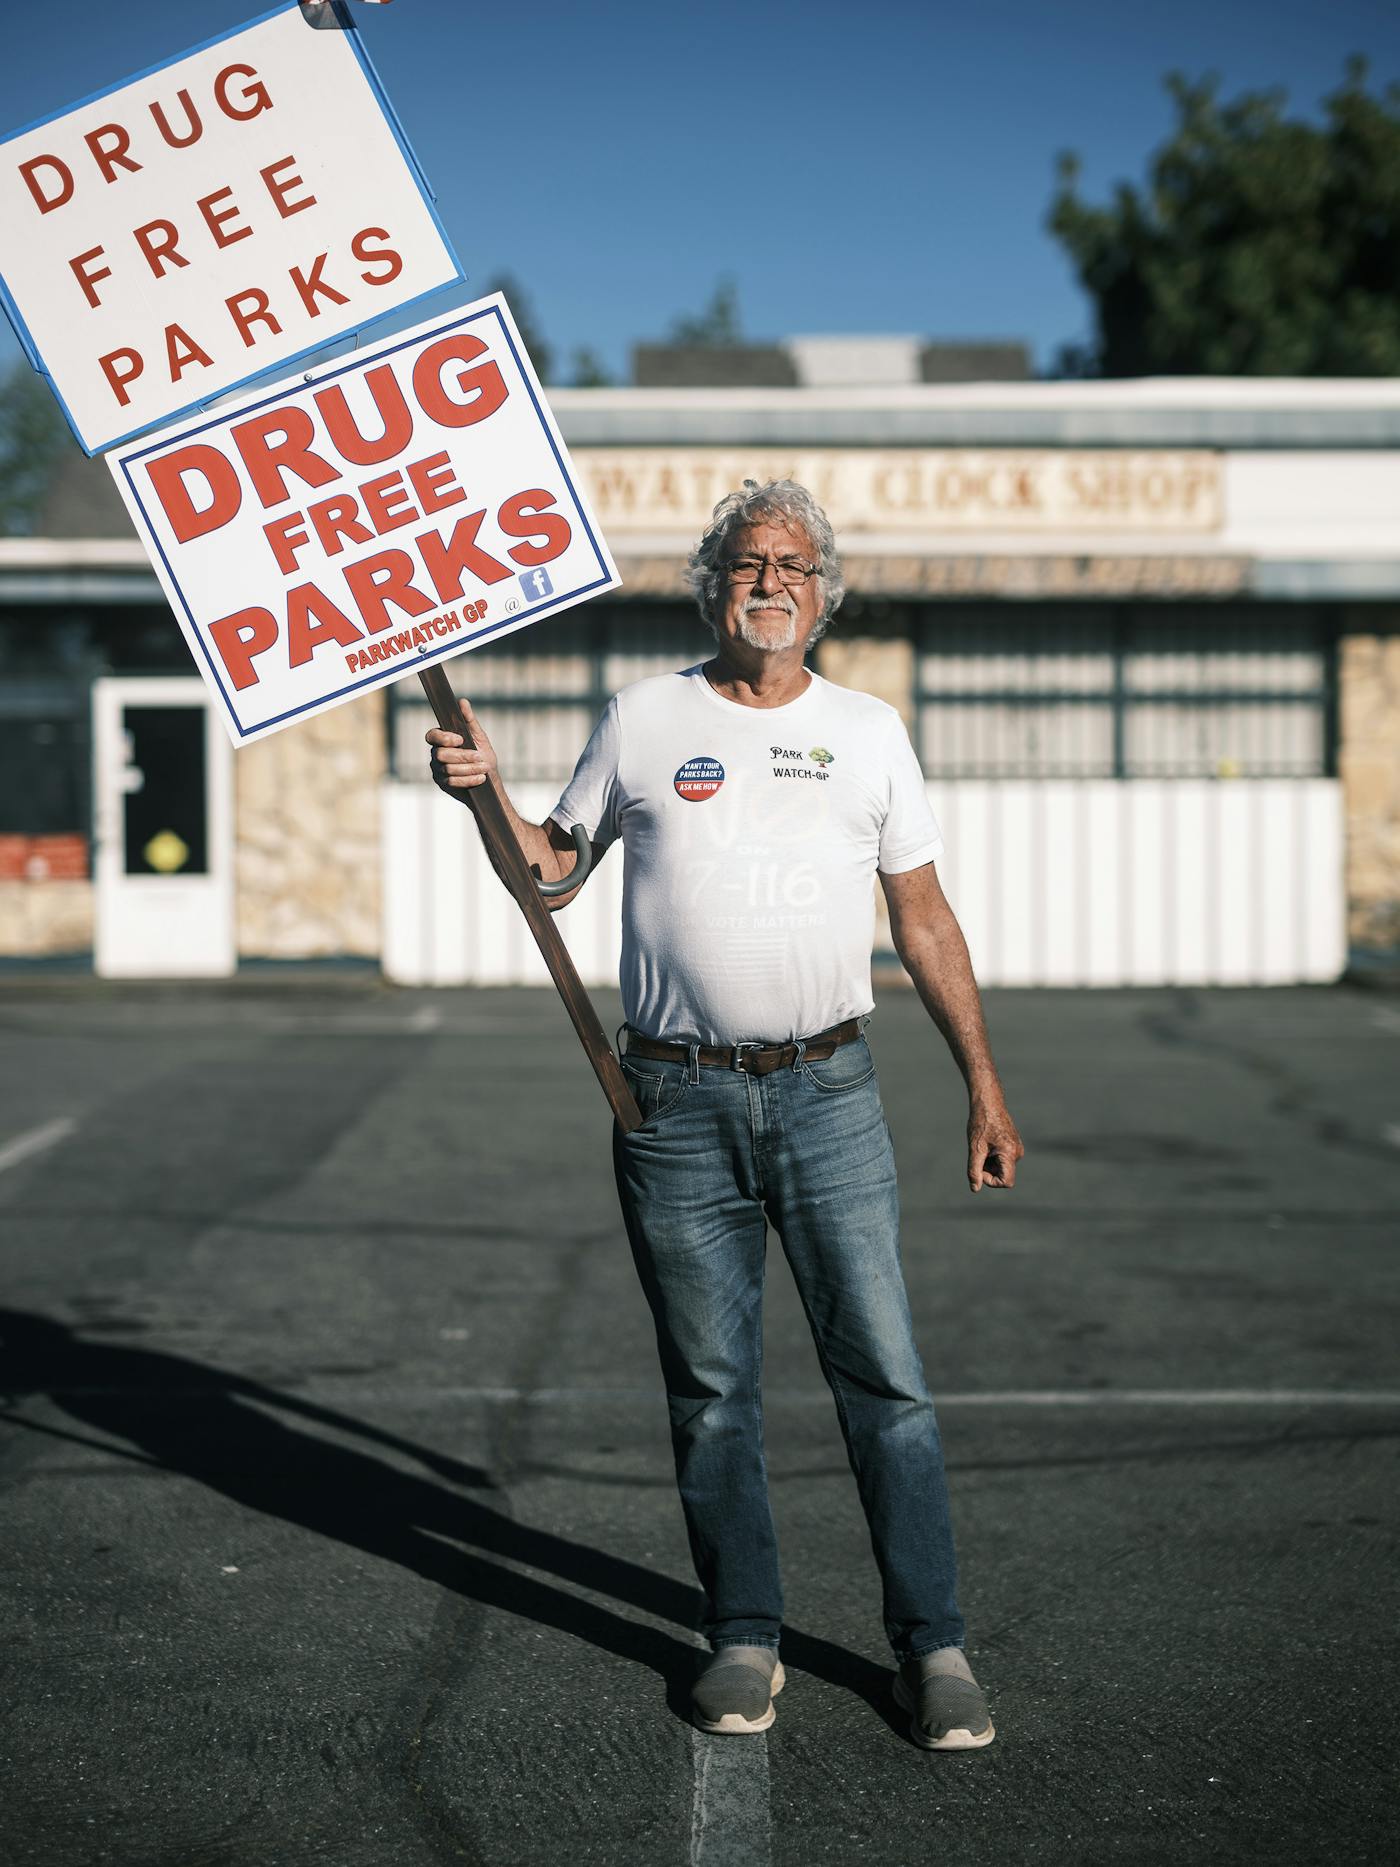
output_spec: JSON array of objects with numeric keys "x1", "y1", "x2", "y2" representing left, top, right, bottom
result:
[{"x1": 2, "y1": 376, "x2": 1397, "y2": 986}]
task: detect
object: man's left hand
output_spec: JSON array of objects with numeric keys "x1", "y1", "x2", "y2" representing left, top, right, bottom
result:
[{"x1": 967, "y1": 1098, "x2": 1024, "y2": 1192}]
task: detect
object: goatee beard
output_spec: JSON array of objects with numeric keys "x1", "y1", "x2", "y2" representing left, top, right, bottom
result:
[{"x1": 736, "y1": 601, "x2": 799, "y2": 652}]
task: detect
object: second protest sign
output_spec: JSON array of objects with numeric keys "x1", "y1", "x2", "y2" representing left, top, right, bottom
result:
[{"x1": 106, "y1": 292, "x2": 621, "y2": 744}]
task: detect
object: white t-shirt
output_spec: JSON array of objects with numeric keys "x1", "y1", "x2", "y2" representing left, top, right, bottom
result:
[{"x1": 550, "y1": 663, "x2": 944, "y2": 1045}]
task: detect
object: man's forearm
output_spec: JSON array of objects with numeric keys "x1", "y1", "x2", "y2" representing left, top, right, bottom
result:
[
  {"x1": 469, "y1": 777, "x2": 589, "y2": 909},
  {"x1": 894, "y1": 909, "x2": 1004, "y2": 1101},
  {"x1": 478, "y1": 778, "x2": 562, "y2": 880},
  {"x1": 428, "y1": 706, "x2": 589, "y2": 908}
]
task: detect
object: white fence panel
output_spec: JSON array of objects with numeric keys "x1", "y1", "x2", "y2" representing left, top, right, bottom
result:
[
  {"x1": 383, "y1": 782, "x2": 625, "y2": 988},
  {"x1": 382, "y1": 778, "x2": 1345, "y2": 989}
]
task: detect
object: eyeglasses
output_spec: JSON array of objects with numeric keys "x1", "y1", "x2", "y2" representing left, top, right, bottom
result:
[{"x1": 723, "y1": 555, "x2": 819, "y2": 587}]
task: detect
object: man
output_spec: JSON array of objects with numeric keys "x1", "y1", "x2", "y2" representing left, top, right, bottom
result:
[{"x1": 427, "y1": 479, "x2": 1023, "y2": 1750}]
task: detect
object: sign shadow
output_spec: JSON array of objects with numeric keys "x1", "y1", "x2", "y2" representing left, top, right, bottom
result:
[{"x1": 0, "y1": 1310, "x2": 897, "y2": 1728}]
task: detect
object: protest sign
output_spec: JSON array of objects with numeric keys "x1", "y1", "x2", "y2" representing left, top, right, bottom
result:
[
  {"x1": 0, "y1": 1, "x2": 463, "y2": 454},
  {"x1": 106, "y1": 293, "x2": 621, "y2": 745}
]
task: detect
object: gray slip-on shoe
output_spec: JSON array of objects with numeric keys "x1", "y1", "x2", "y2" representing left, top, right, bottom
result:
[
  {"x1": 692, "y1": 1647, "x2": 786, "y2": 1735},
  {"x1": 893, "y1": 1656, "x2": 995, "y2": 1751}
]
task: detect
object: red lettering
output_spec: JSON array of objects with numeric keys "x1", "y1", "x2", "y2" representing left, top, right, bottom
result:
[
  {"x1": 361, "y1": 471, "x2": 418, "y2": 535},
  {"x1": 133, "y1": 219, "x2": 187, "y2": 278},
  {"x1": 411, "y1": 334, "x2": 508, "y2": 429},
  {"x1": 214, "y1": 64, "x2": 273, "y2": 122},
  {"x1": 290, "y1": 251, "x2": 348, "y2": 318},
  {"x1": 287, "y1": 583, "x2": 363, "y2": 667},
  {"x1": 314, "y1": 365, "x2": 412, "y2": 466},
  {"x1": 307, "y1": 495, "x2": 372, "y2": 557},
  {"x1": 146, "y1": 444, "x2": 241, "y2": 543},
  {"x1": 407, "y1": 452, "x2": 465, "y2": 517},
  {"x1": 69, "y1": 247, "x2": 112, "y2": 309},
  {"x1": 19, "y1": 155, "x2": 73, "y2": 214},
  {"x1": 226, "y1": 288, "x2": 282, "y2": 349},
  {"x1": 98, "y1": 348, "x2": 143, "y2": 407},
  {"x1": 261, "y1": 156, "x2": 315, "y2": 219},
  {"x1": 209, "y1": 606, "x2": 277, "y2": 690},
  {"x1": 352, "y1": 226, "x2": 403, "y2": 286},
  {"x1": 263, "y1": 512, "x2": 309, "y2": 575},
  {"x1": 197, "y1": 187, "x2": 252, "y2": 249},
  {"x1": 166, "y1": 322, "x2": 213, "y2": 384},
  {"x1": 231, "y1": 406, "x2": 338, "y2": 508},
  {"x1": 343, "y1": 548, "x2": 435, "y2": 634},
  {"x1": 498, "y1": 489, "x2": 572, "y2": 566},
  {"x1": 150, "y1": 89, "x2": 203, "y2": 149},
  {"x1": 84, "y1": 123, "x2": 140, "y2": 184},
  {"x1": 417, "y1": 510, "x2": 511, "y2": 600}
]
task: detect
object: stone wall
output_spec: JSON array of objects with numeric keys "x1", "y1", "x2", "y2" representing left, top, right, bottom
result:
[
  {"x1": 0, "y1": 881, "x2": 93, "y2": 956},
  {"x1": 1339, "y1": 620, "x2": 1400, "y2": 952},
  {"x1": 816, "y1": 630, "x2": 915, "y2": 725},
  {"x1": 817, "y1": 628, "x2": 918, "y2": 959},
  {"x1": 235, "y1": 693, "x2": 386, "y2": 958}
]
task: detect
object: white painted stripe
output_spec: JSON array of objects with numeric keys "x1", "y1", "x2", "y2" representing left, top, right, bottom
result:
[
  {"x1": 18, "y1": 1383, "x2": 1400, "y2": 1407},
  {"x1": 690, "y1": 1727, "x2": 771, "y2": 1867},
  {"x1": 1373, "y1": 1008, "x2": 1400, "y2": 1035},
  {"x1": 0, "y1": 1117, "x2": 76, "y2": 1176},
  {"x1": 1383, "y1": 1124, "x2": 1400, "y2": 1150}
]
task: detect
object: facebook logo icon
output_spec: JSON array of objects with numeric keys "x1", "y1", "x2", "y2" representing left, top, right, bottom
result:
[{"x1": 518, "y1": 568, "x2": 554, "y2": 603}]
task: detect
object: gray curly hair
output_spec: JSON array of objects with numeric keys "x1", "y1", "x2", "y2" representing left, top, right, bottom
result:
[{"x1": 686, "y1": 478, "x2": 845, "y2": 642}]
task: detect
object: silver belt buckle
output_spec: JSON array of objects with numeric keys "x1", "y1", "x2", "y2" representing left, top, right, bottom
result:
[{"x1": 730, "y1": 1040, "x2": 763, "y2": 1074}]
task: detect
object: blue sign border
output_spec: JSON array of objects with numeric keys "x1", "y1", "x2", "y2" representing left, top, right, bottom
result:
[
  {"x1": 0, "y1": 0, "x2": 467, "y2": 457},
  {"x1": 115, "y1": 300, "x2": 618, "y2": 741}
]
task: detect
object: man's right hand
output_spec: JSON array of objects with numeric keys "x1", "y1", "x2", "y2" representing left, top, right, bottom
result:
[{"x1": 426, "y1": 697, "x2": 498, "y2": 801}]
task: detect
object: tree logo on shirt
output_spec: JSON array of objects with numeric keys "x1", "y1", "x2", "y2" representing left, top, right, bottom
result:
[
  {"x1": 674, "y1": 756, "x2": 725, "y2": 801},
  {"x1": 808, "y1": 746, "x2": 835, "y2": 766}
]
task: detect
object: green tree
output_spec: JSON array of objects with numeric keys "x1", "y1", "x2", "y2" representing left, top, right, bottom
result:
[
  {"x1": 568, "y1": 346, "x2": 615, "y2": 388},
  {"x1": 668, "y1": 277, "x2": 743, "y2": 346},
  {"x1": 480, "y1": 272, "x2": 553, "y2": 382},
  {"x1": 1049, "y1": 59, "x2": 1400, "y2": 376},
  {"x1": 0, "y1": 362, "x2": 73, "y2": 535}
]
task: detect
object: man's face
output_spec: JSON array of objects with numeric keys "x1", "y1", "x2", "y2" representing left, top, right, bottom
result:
[{"x1": 713, "y1": 518, "x2": 823, "y2": 655}]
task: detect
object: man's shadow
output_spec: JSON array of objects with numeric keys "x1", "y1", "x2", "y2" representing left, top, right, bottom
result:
[{"x1": 0, "y1": 1309, "x2": 896, "y2": 1723}]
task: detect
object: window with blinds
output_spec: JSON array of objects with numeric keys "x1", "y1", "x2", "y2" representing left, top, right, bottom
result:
[
  {"x1": 916, "y1": 605, "x2": 1335, "y2": 779},
  {"x1": 386, "y1": 604, "x2": 712, "y2": 782}
]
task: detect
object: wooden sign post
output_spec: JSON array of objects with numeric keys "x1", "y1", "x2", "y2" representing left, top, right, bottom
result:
[{"x1": 417, "y1": 663, "x2": 642, "y2": 1134}]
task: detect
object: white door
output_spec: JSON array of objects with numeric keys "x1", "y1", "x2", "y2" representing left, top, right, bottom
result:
[{"x1": 93, "y1": 677, "x2": 234, "y2": 978}]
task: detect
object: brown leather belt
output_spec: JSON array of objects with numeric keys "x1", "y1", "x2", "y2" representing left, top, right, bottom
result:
[{"x1": 623, "y1": 1018, "x2": 862, "y2": 1077}]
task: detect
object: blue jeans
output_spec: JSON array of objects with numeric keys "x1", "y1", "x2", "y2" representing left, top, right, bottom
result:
[{"x1": 612, "y1": 1030, "x2": 965, "y2": 1663}]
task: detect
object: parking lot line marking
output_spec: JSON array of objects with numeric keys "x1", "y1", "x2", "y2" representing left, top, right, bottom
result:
[
  {"x1": 12, "y1": 1383, "x2": 1400, "y2": 1408},
  {"x1": 0, "y1": 1117, "x2": 76, "y2": 1176},
  {"x1": 690, "y1": 1726, "x2": 771, "y2": 1867},
  {"x1": 1372, "y1": 1008, "x2": 1400, "y2": 1035}
]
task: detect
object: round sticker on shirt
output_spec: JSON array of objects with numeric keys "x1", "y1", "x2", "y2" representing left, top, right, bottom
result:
[{"x1": 674, "y1": 756, "x2": 725, "y2": 801}]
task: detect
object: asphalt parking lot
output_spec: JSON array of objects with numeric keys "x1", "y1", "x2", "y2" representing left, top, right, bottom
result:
[{"x1": 1, "y1": 977, "x2": 1397, "y2": 1867}]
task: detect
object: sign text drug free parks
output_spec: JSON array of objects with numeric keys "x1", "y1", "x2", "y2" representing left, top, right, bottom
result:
[
  {"x1": 107, "y1": 295, "x2": 622, "y2": 744},
  {"x1": 0, "y1": 2, "x2": 463, "y2": 453}
]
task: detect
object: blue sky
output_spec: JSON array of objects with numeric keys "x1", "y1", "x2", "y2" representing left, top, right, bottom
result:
[{"x1": 3, "y1": 0, "x2": 1397, "y2": 384}]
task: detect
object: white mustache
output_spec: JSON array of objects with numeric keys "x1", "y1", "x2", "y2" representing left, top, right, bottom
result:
[{"x1": 740, "y1": 593, "x2": 798, "y2": 617}]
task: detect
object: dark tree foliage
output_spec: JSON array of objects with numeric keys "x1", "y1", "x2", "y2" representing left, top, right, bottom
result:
[
  {"x1": 0, "y1": 363, "x2": 73, "y2": 535},
  {"x1": 568, "y1": 346, "x2": 615, "y2": 387},
  {"x1": 1049, "y1": 59, "x2": 1400, "y2": 376},
  {"x1": 668, "y1": 278, "x2": 744, "y2": 346},
  {"x1": 480, "y1": 272, "x2": 554, "y2": 383}
]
